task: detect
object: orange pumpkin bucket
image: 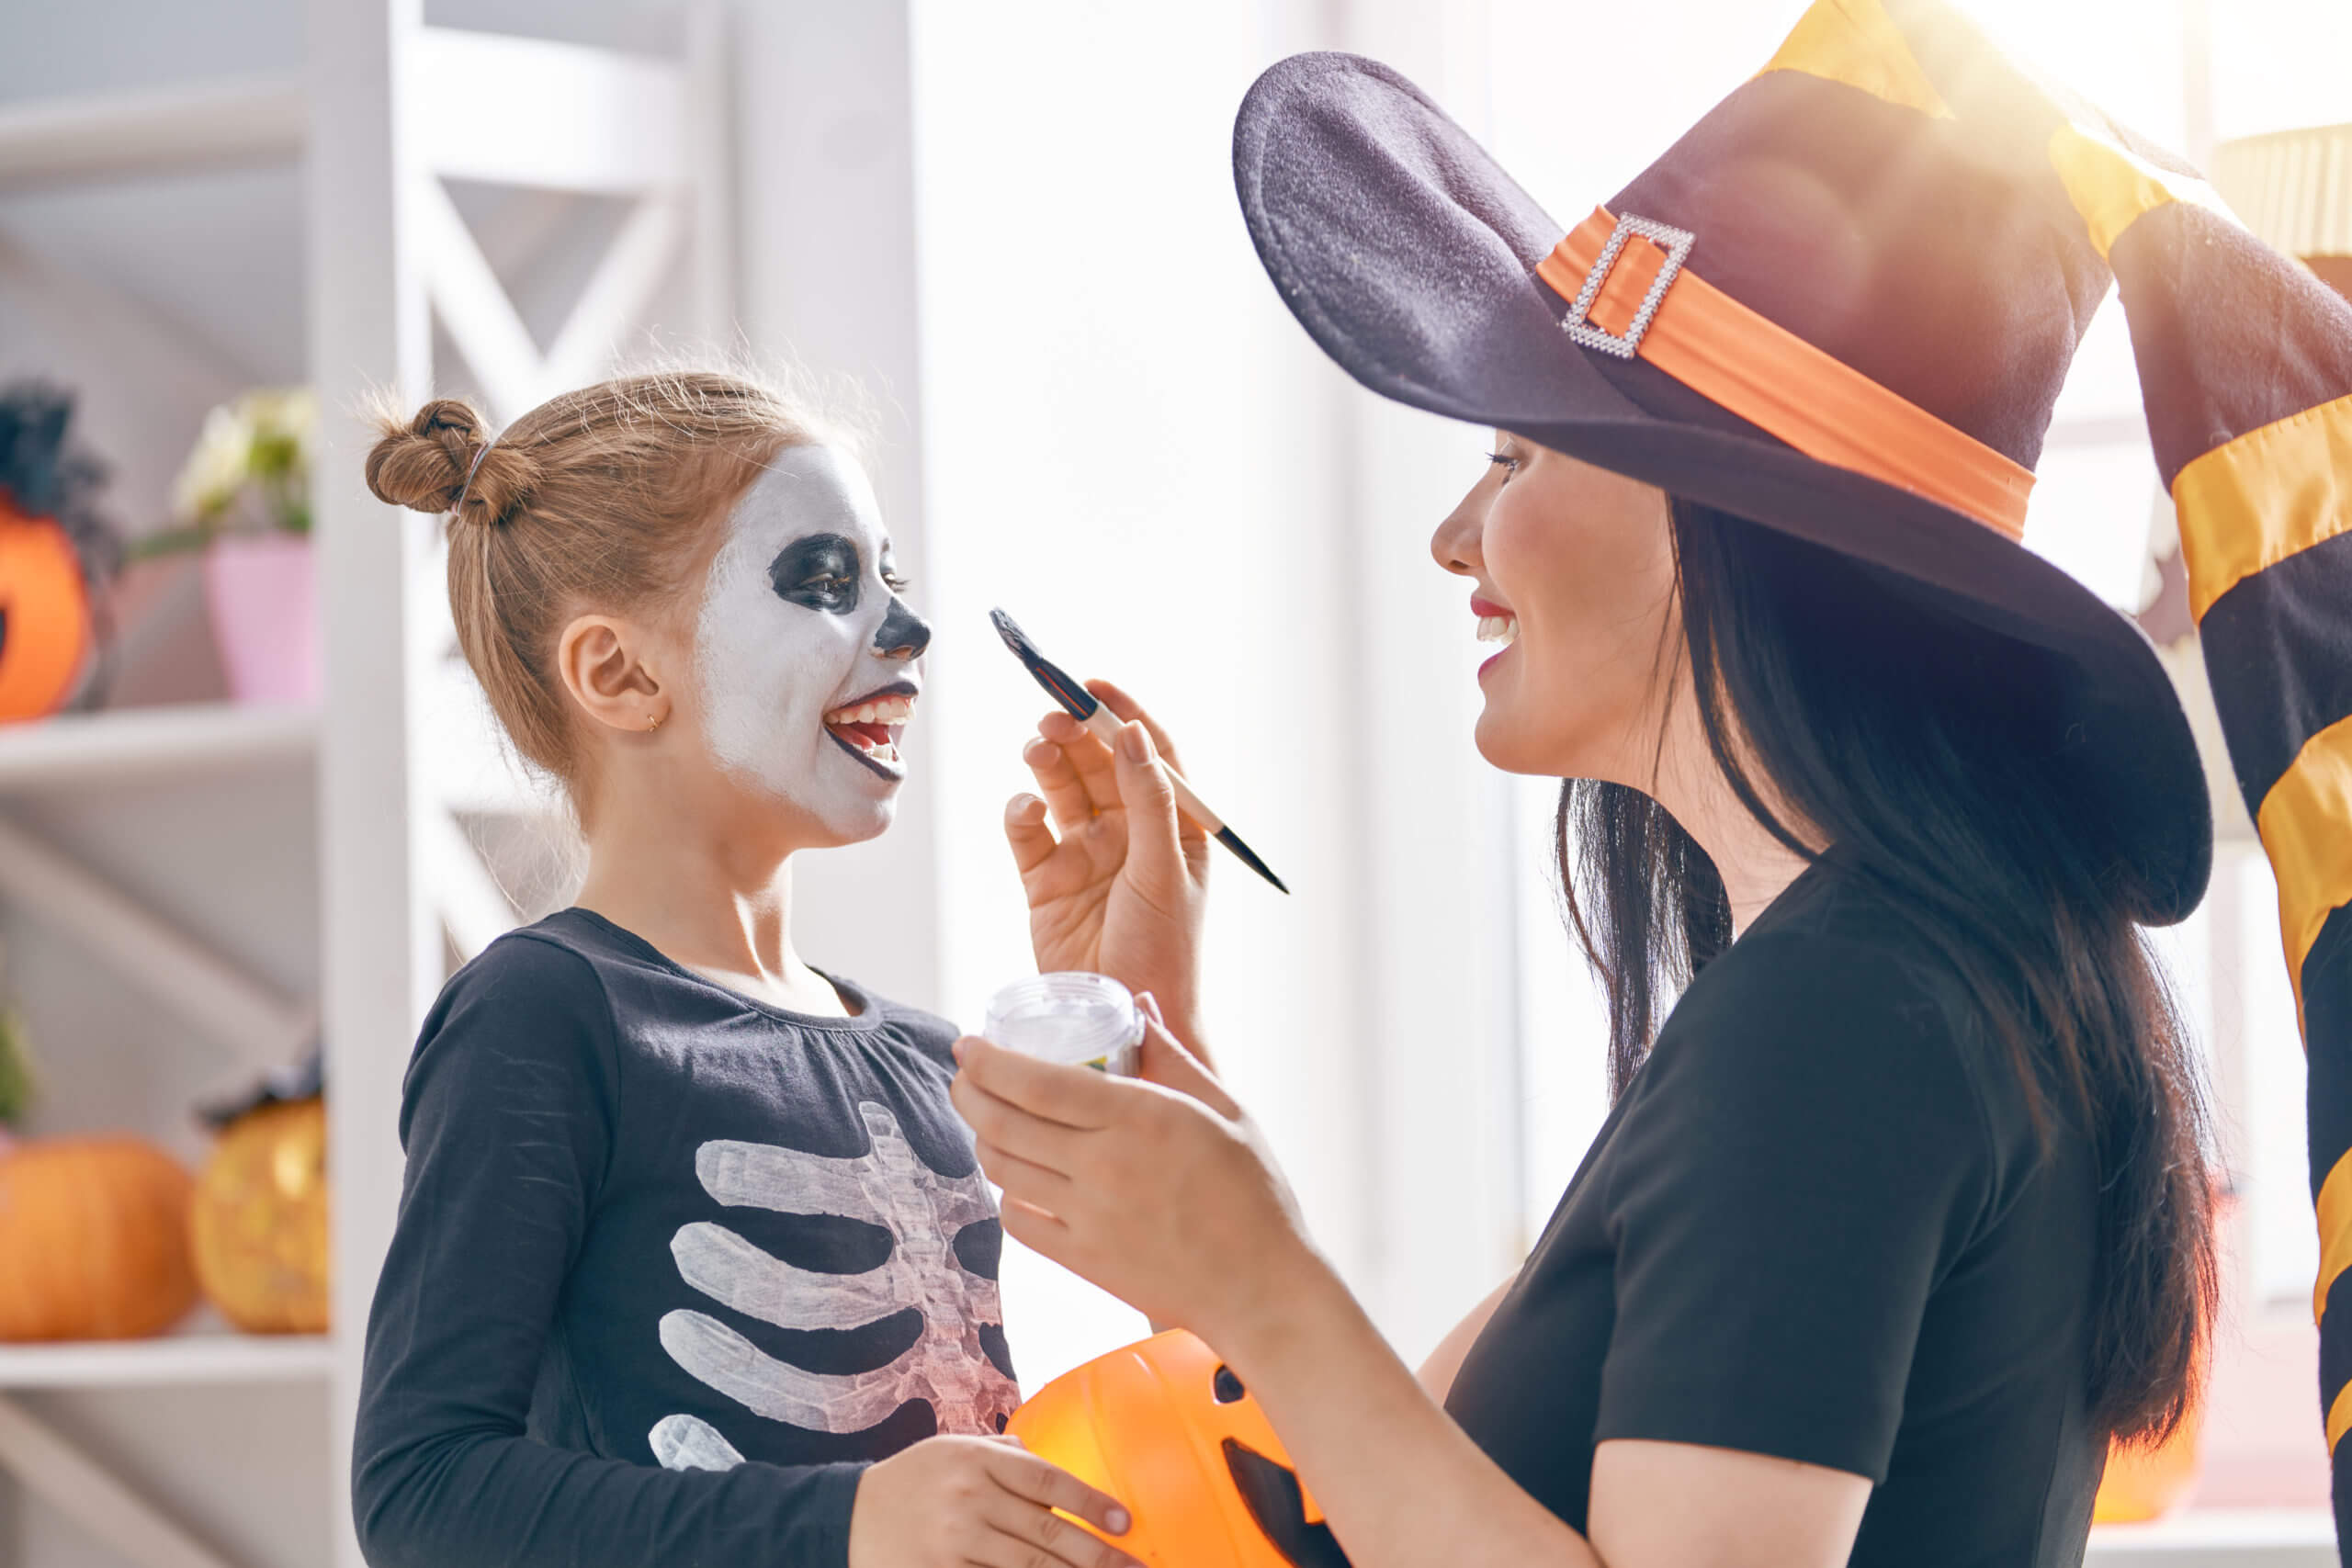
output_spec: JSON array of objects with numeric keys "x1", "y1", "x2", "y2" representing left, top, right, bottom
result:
[{"x1": 1007, "y1": 1330, "x2": 1339, "y2": 1568}]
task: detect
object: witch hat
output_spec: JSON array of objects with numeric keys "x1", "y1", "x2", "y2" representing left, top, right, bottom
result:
[{"x1": 1231, "y1": 0, "x2": 2211, "y2": 925}]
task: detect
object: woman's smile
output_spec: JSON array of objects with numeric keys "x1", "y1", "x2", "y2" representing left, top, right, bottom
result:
[{"x1": 1472, "y1": 593, "x2": 1519, "y2": 679}]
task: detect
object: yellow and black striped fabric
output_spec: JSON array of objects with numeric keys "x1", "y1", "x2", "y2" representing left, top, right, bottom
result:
[
  {"x1": 2033, "y1": 51, "x2": 2352, "y2": 1543},
  {"x1": 1834, "y1": 0, "x2": 2352, "y2": 1535}
]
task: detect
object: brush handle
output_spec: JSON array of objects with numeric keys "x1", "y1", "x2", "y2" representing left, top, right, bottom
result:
[{"x1": 1077, "y1": 706, "x2": 1227, "y2": 834}]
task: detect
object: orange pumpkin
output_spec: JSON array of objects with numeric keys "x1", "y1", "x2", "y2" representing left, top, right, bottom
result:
[
  {"x1": 189, "y1": 1096, "x2": 329, "y2": 1333},
  {"x1": 0, "y1": 512, "x2": 92, "y2": 721},
  {"x1": 0, "y1": 1135, "x2": 198, "y2": 1340},
  {"x1": 1007, "y1": 1330, "x2": 1335, "y2": 1568}
]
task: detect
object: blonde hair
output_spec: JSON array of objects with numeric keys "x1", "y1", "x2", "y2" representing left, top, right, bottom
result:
[{"x1": 365, "y1": 370, "x2": 831, "y2": 787}]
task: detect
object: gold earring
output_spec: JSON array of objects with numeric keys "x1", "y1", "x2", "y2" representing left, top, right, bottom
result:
[{"x1": 647, "y1": 711, "x2": 663, "y2": 732}]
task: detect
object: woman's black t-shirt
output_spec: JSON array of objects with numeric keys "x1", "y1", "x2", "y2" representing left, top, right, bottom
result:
[{"x1": 1445, "y1": 855, "x2": 2105, "y2": 1567}]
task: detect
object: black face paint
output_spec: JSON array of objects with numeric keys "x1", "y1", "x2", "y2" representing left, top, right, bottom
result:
[
  {"x1": 767, "y1": 533, "x2": 862, "y2": 614},
  {"x1": 874, "y1": 595, "x2": 932, "y2": 660}
]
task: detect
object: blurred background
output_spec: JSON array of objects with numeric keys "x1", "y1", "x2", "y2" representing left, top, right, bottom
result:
[{"x1": 0, "y1": 0, "x2": 2341, "y2": 1563}]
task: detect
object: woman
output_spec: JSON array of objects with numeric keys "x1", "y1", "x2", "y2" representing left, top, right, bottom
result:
[{"x1": 953, "y1": 7, "x2": 2222, "y2": 1566}]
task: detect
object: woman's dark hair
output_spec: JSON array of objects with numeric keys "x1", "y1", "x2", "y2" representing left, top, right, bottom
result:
[{"x1": 1558, "y1": 498, "x2": 2216, "y2": 1447}]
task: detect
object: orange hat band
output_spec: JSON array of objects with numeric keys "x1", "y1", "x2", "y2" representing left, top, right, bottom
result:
[{"x1": 1535, "y1": 208, "x2": 2036, "y2": 541}]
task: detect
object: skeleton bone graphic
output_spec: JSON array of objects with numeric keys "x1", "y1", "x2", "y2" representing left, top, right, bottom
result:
[{"x1": 652, "y1": 1100, "x2": 1019, "y2": 1467}]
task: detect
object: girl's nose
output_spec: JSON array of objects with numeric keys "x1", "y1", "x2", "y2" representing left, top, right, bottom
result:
[{"x1": 875, "y1": 598, "x2": 932, "y2": 660}]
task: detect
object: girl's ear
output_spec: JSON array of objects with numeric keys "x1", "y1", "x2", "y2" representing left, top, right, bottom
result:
[{"x1": 556, "y1": 613, "x2": 671, "y2": 735}]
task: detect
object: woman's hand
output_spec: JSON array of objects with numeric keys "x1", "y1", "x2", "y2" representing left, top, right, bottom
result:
[
  {"x1": 1004, "y1": 681, "x2": 1210, "y2": 1044},
  {"x1": 846, "y1": 1433, "x2": 1139, "y2": 1568},
  {"x1": 950, "y1": 1008, "x2": 1324, "y2": 1350}
]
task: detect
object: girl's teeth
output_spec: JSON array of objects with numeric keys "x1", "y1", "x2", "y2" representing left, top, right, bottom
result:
[
  {"x1": 825, "y1": 694, "x2": 917, "y2": 727},
  {"x1": 1476, "y1": 614, "x2": 1519, "y2": 646}
]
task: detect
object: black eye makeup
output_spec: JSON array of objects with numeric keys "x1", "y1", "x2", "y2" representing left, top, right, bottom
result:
[{"x1": 767, "y1": 533, "x2": 863, "y2": 614}]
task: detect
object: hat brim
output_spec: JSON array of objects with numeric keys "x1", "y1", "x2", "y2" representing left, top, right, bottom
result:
[{"x1": 1235, "y1": 51, "x2": 2211, "y2": 922}]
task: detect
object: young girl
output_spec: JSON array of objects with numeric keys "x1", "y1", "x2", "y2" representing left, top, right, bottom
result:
[{"x1": 351, "y1": 373, "x2": 1138, "y2": 1568}]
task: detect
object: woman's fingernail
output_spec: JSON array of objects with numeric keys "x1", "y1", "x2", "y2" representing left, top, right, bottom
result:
[
  {"x1": 1105, "y1": 1506, "x2": 1131, "y2": 1535},
  {"x1": 1122, "y1": 724, "x2": 1151, "y2": 762},
  {"x1": 1006, "y1": 793, "x2": 1042, "y2": 822},
  {"x1": 1136, "y1": 991, "x2": 1163, "y2": 1025}
]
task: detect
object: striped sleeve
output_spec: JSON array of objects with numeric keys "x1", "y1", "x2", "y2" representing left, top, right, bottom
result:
[{"x1": 2056, "y1": 123, "x2": 2352, "y2": 1533}]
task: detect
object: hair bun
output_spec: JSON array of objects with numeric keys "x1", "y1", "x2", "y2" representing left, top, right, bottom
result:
[{"x1": 364, "y1": 397, "x2": 540, "y2": 526}]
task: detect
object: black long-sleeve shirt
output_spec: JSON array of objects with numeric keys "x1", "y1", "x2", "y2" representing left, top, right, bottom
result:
[{"x1": 353, "y1": 910, "x2": 1018, "y2": 1568}]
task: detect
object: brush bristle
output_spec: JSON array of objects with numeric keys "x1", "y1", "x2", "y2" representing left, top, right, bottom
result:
[
  {"x1": 989, "y1": 607, "x2": 1034, "y2": 658},
  {"x1": 988, "y1": 607, "x2": 1099, "y2": 719}
]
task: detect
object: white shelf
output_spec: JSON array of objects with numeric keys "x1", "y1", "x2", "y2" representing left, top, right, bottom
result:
[
  {"x1": 0, "y1": 76, "x2": 304, "y2": 193},
  {"x1": 0, "y1": 704, "x2": 316, "y2": 792},
  {"x1": 2088, "y1": 1508, "x2": 2337, "y2": 1567},
  {"x1": 0, "y1": 1334, "x2": 332, "y2": 1391}
]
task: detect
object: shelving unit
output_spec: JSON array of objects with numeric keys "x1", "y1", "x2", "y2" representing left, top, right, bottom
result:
[
  {"x1": 0, "y1": 1336, "x2": 332, "y2": 1393},
  {"x1": 0, "y1": 5, "x2": 735, "y2": 1563},
  {"x1": 2088, "y1": 1508, "x2": 2337, "y2": 1566},
  {"x1": 0, "y1": 77, "x2": 305, "y2": 193},
  {"x1": 0, "y1": 705, "x2": 314, "y2": 792}
]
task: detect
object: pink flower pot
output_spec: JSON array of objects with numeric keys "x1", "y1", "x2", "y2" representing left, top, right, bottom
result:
[{"x1": 204, "y1": 535, "x2": 318, "y2": 705}]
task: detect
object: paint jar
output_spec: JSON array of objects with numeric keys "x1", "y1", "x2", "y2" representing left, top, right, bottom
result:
[{"x1": 982, "y1": 973, "x2": 1145, "y2": 1076}]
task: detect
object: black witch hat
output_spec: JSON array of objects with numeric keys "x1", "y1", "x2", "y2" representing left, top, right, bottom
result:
[{"x1": 1232, "y1": 0, "x2": 2214, "y2": 923}]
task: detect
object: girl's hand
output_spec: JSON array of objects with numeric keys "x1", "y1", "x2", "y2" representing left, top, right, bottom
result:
[
  {"x1": 846, "y1": 1433, "x2": 1140, "y2": 1568},
  {"x1": 1004, "y1": 681, "x2": 1210, "y2": 1043},
  {"x1": 949, "y1": 1010, "x2": 1324, "y2": 1352}
]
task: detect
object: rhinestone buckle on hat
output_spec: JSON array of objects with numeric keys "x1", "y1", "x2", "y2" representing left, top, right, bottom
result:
[{"x1": 1560, "y1": 213, "x2": 1696, "y2": 358}]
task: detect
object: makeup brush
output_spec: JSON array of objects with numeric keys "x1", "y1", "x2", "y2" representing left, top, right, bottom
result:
[{"x1": 989, "y1": 608, "x2": 1289, "y2": 895}]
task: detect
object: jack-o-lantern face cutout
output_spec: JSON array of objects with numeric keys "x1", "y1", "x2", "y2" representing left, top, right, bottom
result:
[
  {"x1": 0, "y1": 512, "x2": 91, "y2": 721},
  {"x1": 1004, "y1": 1329, "x2": 1351, "y2": 1568}
]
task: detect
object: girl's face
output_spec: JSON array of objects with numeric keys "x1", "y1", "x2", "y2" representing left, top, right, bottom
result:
[
  {"x1": 1430, "y1": 433, "x2": 1682, "y2": 783},
  {"x1": 692, "y1": 444, "x2": 931, "y2": 844}
]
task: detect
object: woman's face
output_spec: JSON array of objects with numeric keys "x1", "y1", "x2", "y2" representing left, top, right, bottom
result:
[{"x1": 1431, "y1": 433, "x2": 1682, "y2": 782}]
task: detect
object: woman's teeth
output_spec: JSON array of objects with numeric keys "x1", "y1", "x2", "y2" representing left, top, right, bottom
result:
[{"x1": 1476, "y1": 614, "x2": 1519, "y2": 647}]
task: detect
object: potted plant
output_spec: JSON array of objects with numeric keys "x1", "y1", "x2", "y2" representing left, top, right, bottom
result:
[{"x1": 146, "y1": 389, "x2": 319, "y2": 705}]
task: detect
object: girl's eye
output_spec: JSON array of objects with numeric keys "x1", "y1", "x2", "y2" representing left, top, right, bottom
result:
[
  {"x1": 883, "y1": 575, "x2": 910, "y2": 594},
  {"x1": 1486, "y1": 450, "x2": 1520, "y2": 478}
]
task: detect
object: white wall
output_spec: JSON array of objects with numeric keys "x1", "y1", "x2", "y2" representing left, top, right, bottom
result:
[
  {"x1": 903, "y1": 0, "x2": 1387, "y2": 1380},
  {"x1": 729, "y1": 1, "x2": 944, "y2": 1010}
]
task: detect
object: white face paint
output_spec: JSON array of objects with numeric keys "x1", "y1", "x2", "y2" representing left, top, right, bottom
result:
[{"x1": 693, "y1": 446, "x2": 930, "y2": 840}]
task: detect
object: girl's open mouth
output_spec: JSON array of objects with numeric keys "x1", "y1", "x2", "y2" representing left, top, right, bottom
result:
[{"x1": 822, "y1": 688, "x2": 915, "y2": 776}]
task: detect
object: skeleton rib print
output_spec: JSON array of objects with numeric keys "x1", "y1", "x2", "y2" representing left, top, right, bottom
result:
[{"x1": 652, "y1": 1100, "x2": 1019, "y2": 1464}]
